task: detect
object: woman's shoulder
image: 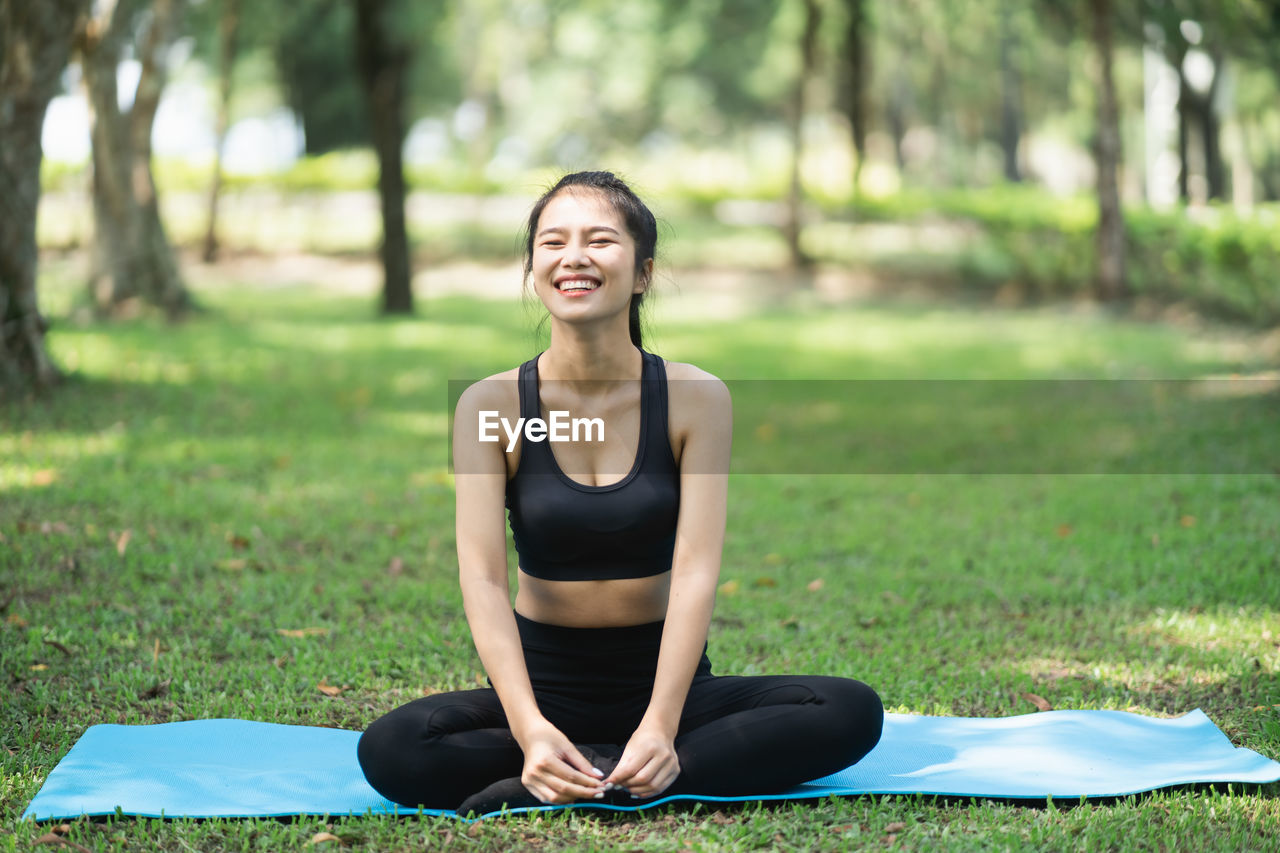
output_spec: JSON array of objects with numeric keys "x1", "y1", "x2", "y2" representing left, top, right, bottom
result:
[
  {"x1": 658, "y1": 357, "x2": 715, "y2": 382},
  {"x1": 455, "y1": 365, "x2": 522, "y2": 417},
  {"x1": 657, "y1": 358, "x2": 731, "y2": 413}
]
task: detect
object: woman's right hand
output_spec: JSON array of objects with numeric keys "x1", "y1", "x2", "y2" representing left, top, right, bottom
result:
[{"x1": 519, "y1": 722, "x2": 608, "y2": 804}]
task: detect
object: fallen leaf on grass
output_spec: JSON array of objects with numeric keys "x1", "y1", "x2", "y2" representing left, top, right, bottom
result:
[
  {"x1": 763, "y1": 553, "x2": 784, "y2": 566},
  {"x1": 139, "y1": 679, "x2": 171, "y2": 700},
  {"x1": 807, "y1": 579, "x2": 824, "y2": 592},
  {"x1": 388, "y1": 557, "x2": 404, "y2": 577},
  {"x1": 718, "y1": 580, "x2": 740, "y2": 596},
  {"x1": 752, "y1": 577, "x2": 777, "y2": 588},
  {"x1": 8, "y1": 613, "x2": 29, "y2": 627},
  {"x1": 1055, "y1": 524, "x2": 1073, "y2": 538},
  {"x1": 227, "y1": 533, "x2": 251, "y2": 550},
  {"x1": 307, "y1": 831, "x2": 343, "y2": 846},
  {"x1": 40, "y1": 521, "x2": 70, "y2": 534},
  {"x1": 277, "y1": 627, "x2": 329, "y2": 638},
  {"x1": 216, "y1": 558, "x2": 247, "y2": 572},
  {"x1": 885, "y1": 822, "x2": 906, "y2": 832},
  {"x1": 43, "y1": 639, "x2": 72, "y2": 657},
  {"x1": 316, "y1": 680, "x2": 346, "y2": 697},
  {"x1": 115, "y1": 529, "x2": 132, "y2": 556},
  {"x1": 32, "y1": 469, "x2": 58, "y2": 486},
  {"x1": 30, "y1": 664, "x2": 48, "y2": 671},
  {"x1": 1021, "y1": 692, "x2": 1053, "y2": 712},
  {"x1": 35, "y1": 832, "x2": 91, "y2": 852},
  {"x1": 52, "y1": 824, "x2": 71, "y2": 835},
  {"x1": 1179, "y1": 515, "x2": 1197, "y2": 528}
]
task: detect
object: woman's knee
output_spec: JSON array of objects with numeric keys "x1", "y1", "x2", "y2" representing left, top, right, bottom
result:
[
  {"x1": 812, "y1": 676, "x2": 884, "y2": 762},
  {"x1": 356, "y1": 699, "x2": 465, "y2": 807}
]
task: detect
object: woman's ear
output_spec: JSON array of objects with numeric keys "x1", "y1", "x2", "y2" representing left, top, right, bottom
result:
[{"x1": 635, "y1": 258, "x2": 654, "y2": 294}]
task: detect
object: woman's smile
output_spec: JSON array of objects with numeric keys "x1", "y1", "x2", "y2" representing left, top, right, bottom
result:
[{"x1": 554, "y1": 273, "x2": 602, "y2": 296}]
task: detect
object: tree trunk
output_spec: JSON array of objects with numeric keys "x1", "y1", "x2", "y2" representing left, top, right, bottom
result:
[
  {"x1": 998, "y1": 0, "x2": 1022, "y2": 182},
  {"x1": 1089, "y1": 0, "x2": 1125, "y2": 301},
  {"x1": 78, "y1": 0, "x2": 191, "y2": 319},
  {"x1": 841, "y1": 0, "x2": 868, "y2": 201},
  {"x1": 784, "y1": 0, "x2": 820, "y2": 272},
  {"x1": 1177, "y1": 70, "x2": 1190, "y2": 200},
  {"x1": 202, "y1": 0, "x2": 239, "y2": 263},
  {"x1": 886, "y1": 74, "x2": 909, "y2": 174},
  {"x1": 0, "y1": 0, "x2": 88, "y2": 394},
  {"x1": 131, "y1": 0, "x2": 189, "y2": 315},
  {"x1": 353, "y1": 0, "x2": 413, "y2": 315},
  {"x1": 1201, "y1": 48, "x2": 1225, "y2": 201}
]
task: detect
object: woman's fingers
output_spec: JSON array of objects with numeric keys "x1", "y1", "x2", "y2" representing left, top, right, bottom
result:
[
  {"x1": 619, "y1": 756, "x2": 676, "y2": 798},
  {"x1": 561, "y1": 744, "x2": 606, "y2": 781},
  {"x1": 523, "y1": 752, "x2": 607, "y2": 803},
  {"x1": 607, "y1": 734, "x2": 680, "y2": 798}
]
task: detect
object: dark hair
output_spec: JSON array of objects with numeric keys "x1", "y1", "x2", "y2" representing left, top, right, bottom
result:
[{"x1": 522, "y1": 171, "x2": 658, "y2": 349}]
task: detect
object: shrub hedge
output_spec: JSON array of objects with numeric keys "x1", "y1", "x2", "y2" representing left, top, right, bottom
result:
[{"x1": 844, "y1": 186, "x2": 1280, "y2": 325}]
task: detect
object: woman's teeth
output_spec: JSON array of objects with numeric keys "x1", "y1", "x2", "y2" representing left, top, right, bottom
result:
[{"x1": 558, "y1": 280, "x2": 599, "y2": 291}]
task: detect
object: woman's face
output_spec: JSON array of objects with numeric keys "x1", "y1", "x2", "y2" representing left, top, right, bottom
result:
[{"x1": 530, "y1": 189, "x2": 650, "y2": 326}]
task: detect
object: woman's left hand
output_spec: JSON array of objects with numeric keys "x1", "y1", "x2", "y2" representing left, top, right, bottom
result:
[{"x1": 604, "y1": 725, "x2": 680, "y2": 799}]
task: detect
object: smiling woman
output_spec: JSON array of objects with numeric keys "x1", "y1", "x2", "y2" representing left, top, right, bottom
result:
[{"x1": 355, "y1": 171, "x2": 883, "y2": 815}]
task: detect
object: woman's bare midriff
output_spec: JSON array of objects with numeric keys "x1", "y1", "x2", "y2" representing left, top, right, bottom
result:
[{"x1": 514, "y1": 568, "x2": 672, "y2": 627}]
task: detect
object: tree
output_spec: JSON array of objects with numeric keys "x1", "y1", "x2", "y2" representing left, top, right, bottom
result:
[
  {"x1": 201, "y1": 0, "x2": 239, "y2": 263},
  {"x1": 1, "y1": 0, "x2": 89, "y2": 393},
  {"x1": 783, "y1": 0, "x2": 821, "y2": 271},
  {"x1": 352, "y1": 0, "x2": 414, "y2": 315},
  {"x1": 838, "y1": 0, "x2": 871, "y2": 198},
  {"x1": 998, "y1": 0, "x2": 1023, "y2": 182},
  {"x1": 1089, "y1": 0, "x2": 1125, "y2": 299},
  {"x1": 276, "y1": 0, "x2": 367, "y2": 155},
  {"x1": 76, "y1": 0, "x2": 192, "y2": 318}
]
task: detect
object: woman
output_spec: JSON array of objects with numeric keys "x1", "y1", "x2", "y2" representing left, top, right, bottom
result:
[{"x1": 357, "y1": 171, "x2": 883, "y2": 815}]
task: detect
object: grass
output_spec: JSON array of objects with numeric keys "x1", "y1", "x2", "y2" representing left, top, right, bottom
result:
[{"x1": 2, "y1": 263, "x2": 1278, "y2": 851}]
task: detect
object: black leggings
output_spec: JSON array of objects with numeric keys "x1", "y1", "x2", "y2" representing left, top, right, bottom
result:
[{"x1": 358, "y1": 613, "x2": 883, "y2": 809}]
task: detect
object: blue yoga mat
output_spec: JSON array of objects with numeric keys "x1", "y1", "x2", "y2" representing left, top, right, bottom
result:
[{"x1": 22, "y1": 709, "x2": 1279, "y2": 821}]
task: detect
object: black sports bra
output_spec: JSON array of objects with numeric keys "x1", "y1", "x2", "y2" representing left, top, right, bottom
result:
[{"x1": 505, "y1": 350, "x2": 681, "y2": 581}]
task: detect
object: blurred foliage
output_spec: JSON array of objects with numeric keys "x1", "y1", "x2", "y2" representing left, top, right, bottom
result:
[{"x1": 32, "y1": 0, "x2": 1280, "y2": 325}]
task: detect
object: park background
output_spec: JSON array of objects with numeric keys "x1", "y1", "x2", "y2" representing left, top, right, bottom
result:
[{"x1": 3, "y1": 0, "x2": 1279, "y2": 850}]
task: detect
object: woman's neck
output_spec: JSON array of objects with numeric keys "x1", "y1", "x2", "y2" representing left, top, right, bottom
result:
[{"x1": 541, "y1": 329, "x2": 641, "y2": 383}]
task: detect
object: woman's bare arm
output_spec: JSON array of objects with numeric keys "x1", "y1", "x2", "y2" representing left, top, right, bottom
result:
[{"x1": 453, "y1": 380, "x2": 607, "y2": 803}]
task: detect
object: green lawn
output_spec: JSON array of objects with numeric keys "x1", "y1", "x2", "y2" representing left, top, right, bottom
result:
[{"x1": 3, "y1": 266, "x2": 1278, "y2": 851}]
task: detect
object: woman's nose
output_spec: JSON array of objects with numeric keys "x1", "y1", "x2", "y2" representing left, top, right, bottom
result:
[{"x1": 562, "y1": 241, "x2": 589, "y2": 266}]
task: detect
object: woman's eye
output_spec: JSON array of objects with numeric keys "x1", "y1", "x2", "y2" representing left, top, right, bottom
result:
[
  {"x1": 540, "y1": 241, "x2": 564, "y2": 248},
  {"x1": 590, "y1": 239, "x2": 613, "y2": 246}
]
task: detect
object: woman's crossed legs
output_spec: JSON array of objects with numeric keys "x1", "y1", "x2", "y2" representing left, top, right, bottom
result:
[{"x1": 357, "y1": 674, "x2": 883, "y2": 810}]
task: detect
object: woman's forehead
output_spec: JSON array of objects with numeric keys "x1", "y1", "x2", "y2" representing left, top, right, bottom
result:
[{"x1": 537, "y1": 189, "x2": 627, "y2": 232}]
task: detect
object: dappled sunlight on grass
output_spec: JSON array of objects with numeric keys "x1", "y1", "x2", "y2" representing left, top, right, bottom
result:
[
  {"x1": 367, "y1": 410, "x2": 450, "y2": 438},
  {"x1": 1124, "y1": 607, "x2": 1280, "y2": 658}
]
